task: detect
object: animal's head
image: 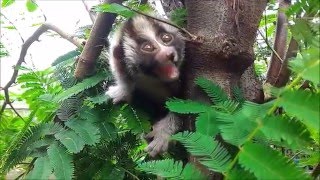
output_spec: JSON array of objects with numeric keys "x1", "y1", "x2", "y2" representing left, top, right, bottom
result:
[{"x1": 120, "y1": 15, "x2": 185, "y2": 82}]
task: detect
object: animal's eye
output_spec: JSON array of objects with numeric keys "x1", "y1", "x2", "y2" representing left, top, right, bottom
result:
[
  {"x1": 141, "y1": 42, "x2": 155, "y2": 52},
  {"x1": 161, "y1": 33, "x2": 173, "y2": 44}
]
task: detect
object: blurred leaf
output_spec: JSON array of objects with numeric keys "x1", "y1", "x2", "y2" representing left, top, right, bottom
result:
[
  {"x1": 95, "y1": 3, "x2": 134, "y2": 18},
  {"x1": 1, "y1": 0, "x2": 15, "y2": 7},
  {"x1": 26, "y1": 0, "x2": 38, "y2": 12},
  {"x1": 278, "y1": 89, "x2": 320, "y2": 133},
  {"x1": 26, "y1": 156, "x2": 52, "y2": 179},
  {"x1": 289, "y1": 48, "x2": 320, "y2": 85},
  {"x1": 55, "y1": 130, "x2": 85, "y2": 153}
]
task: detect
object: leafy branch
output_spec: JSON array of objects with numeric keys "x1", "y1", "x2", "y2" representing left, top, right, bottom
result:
[{"x1": 0, "y1": 23, "x2": 82, "y2": 119}]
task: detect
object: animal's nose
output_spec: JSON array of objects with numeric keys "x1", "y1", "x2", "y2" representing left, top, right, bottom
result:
[{"x1": 166, "y1": 52, "x2": 175, "y2": 62}]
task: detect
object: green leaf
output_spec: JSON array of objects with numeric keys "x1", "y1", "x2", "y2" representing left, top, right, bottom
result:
[
  {"x1": 172, "y1": 132, "x2": 231, "y2": 172},
  {"x1": 195, "y1": 77, "x2": 229, "y2": 104},
  {"x1": 218, "y1": 101, "x2": 271, "y2": 146},
  {"x1": 47, "y1": 142, "x2": 73, "y2": 180},
  {"x1": 239, "y1": 143, "x2": 311, "y2": 180},
  {"x1": 51, "y1": 50, "x2": 80, "y2": 66},
  {"x1": 95, "y1": 3, "x2": 134, "y2": 18},
  {"x1": 54, "y1": 130, "x2": 85, "y2": 153},
  {"x1": 196, "y1": 110, "x2": 220, "y2": 137},
  {"x1": 53, "y1": 73, "x2": 107, "y2": 103},
  {"x1": 166, "y1": 98, "x2": 211, "y2": 114},
  {"x1": 290, "y1": 19, "x2": 314, "y2": 44},
  {"x1": 289, "y1": 48, "x2": 320, "y2": 85},
  {"x1": 86, "y1": 94, "x2": 109, "y2": 105},
  {"x1": 227, "y1": 166, "x2": 255, "y2": 180},
  {"x1": 1, "y1": 0, "x2": 15, "y2": 7},
  {"x1": 181, "y1": 163, "x2": 206, "y2": 180},
  {"x1": 138, "y1": 159, "x2": 183, "y2": 178},
  {"x1": 278, "y1": 89, "x2": 319, "y2": 133},
  {"x1": 139, "y1": 159, "x2": 205, "y2": 179},
  {"x1": 26, "y1": 0, "x2": 38, "y2": 12},
  {"x1": 65, "y1": 118, "x2": 101, "y2": 146},
  {"x1": 120, "y1": 104, "x2": 151, "y2": 134},
  {"x1": 26, "y1": 156, "x2": 52, "y2": 179},
  {"x1": 97, "y1": 121, "x2": 117, "y2": 141},
  {"x1": 261, "y1": 115, "x2": 313, "y2": 150}
]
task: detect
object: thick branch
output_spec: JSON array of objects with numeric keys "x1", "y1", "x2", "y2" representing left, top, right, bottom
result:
[
  {"x1": 0, "y1": 23, "x2": 82, "y2": 117},
  {"x1": 274, "y1": 37, "x2": 298, "y2": 86},
  {"x1": 74, "y1": 0, "x2": 124, "y2": 79},
  {"x1": 265, "y1": 0, "x2": 291, "y2": 86}
]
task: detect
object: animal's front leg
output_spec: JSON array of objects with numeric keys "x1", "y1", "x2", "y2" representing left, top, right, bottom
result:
[
  {"x1": 105, "y1": 84, "x2": 132, "y2": 104},
  {"x1": 145, "y1": 113, "x2": 182, "y2": 157}
]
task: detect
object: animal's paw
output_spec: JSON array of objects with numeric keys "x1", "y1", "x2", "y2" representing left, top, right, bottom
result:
[
  {"x1": 145, "y1": 129, "x2": 171, "y2": 157},
  {"x1": 105, "y1": 85, "x2": 131, "y2": 104},
  {"x1": 145, "y1": 117, "x2": 176, "y2": 157}
]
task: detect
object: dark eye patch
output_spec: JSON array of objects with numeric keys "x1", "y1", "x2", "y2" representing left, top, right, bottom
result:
[{"x1": 141, "y1": 42, "x2": 156, "y2": 52}]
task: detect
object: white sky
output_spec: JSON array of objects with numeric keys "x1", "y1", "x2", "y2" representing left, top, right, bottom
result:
[{"x1": 0, "y1": 0, "x2": 98, "y2": 87}]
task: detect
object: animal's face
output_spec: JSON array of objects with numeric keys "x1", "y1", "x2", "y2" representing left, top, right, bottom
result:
[{"x1": 122, "y1": 15, "x2": 185, "y2": 82}]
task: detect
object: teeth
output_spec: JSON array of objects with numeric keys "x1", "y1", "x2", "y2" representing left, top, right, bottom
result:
[{"x1": 170, "y1": 67, "x2": 179, "y2": 79}]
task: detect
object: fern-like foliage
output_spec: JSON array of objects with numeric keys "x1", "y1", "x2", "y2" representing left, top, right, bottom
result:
[
  {"x1": 53, "y1": 72, "x2": 108, "y2": 103},
  {"x1": 1, "y1": 121, "x2": 60, "y2": 172},
  {"x1": 51, "y1": 50, "x2": 80, "y2": 66},
  {"x1": 54, "y1": 129, "x2": 86, "y2": 154},
  {"x1": 56, "y1": 95, "x2": 83, "y2": 121},
  {"x1": 195, "y1": 109, "x2": 220, "y2": 136},
  {"x1": 289, "y1": 47, "x2": 319, "y2": 85},
  {"x1": 238, "y1": 142, "x2": 311, "y2": 180},
  {"x1": 47, "y1": 142, "x2": 74, "y2": 180},
  {"x1": 26, "y1": 156, "x2": 52, "y2": 179},
  {"x1": 166, "y1": 98, "x2": 211, "y2": 114},
  {"x1": 65, "y1": 118, "x2": 101, "y2": 146},
  {"x1": 139, "y1": 159, "x2": 205, "y2": 179},
  {"x1": 260, "y1": 115, "x2": 313, "y2": 150},
  {"x1": 86, "y1": 93, "x2": 109, "y2": 105},
  {"x1": 195, "y1": 77, "x2": 229, "y2": 104},
  {"x1": 277, "y1": 89, "x2": 320, "y2": 133},
  {"x1": 217, "y1": 101, "x2": 272, "y2": 146},
  {"x1": 172, "y1": 132, "x2": 231, "y2": 172}
]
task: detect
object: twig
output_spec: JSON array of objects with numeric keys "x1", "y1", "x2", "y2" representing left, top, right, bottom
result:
[
  {"x1": 81, "y1": 0, "x2": 96, "y2": 23},
  {"x1": 311, "y1": 163, "x2": 320, "y2": 178},
  {"x1": 7, "y1": 102, "x2": 25, "y2": 122},
  {"x1": 258, "y1": 30, "x2": 284, "y2": 63},
  {"x1": 120, "y1": 4, "x2": 199, "y2": 42},
  {"x1": 0, "y1": 23, "x2": 82, "y2": 118},
  {"x1": 0, "y1": 12, "x2": 25, "y2": 43},
  {"x1": 120, "y1": 167, "x2": 140, "y2": 180}
]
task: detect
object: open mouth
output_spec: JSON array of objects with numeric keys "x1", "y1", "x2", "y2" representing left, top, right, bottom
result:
[{"x1": 154, "y1": 62, "x2": 179, "y2": 82}]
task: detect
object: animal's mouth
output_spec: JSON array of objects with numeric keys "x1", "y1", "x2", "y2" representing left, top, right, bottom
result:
[{"x1": 153, "y1": 62, "x2": 179, "y2": 82}]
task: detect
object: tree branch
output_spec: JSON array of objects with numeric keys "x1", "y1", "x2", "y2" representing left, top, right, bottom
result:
[
  {"x1": 0, "y1": 23, "x2": 83, "y2": 118},
  {"x1": 274, "y1": 37, "x2": 298, "y2": 86},
  {"x1": 0, "y1": 12, "x2": 25, "y2": 43},
  {"x1": 120, "y1": 4, "x2": 200, "y2": 42},
  {"x1": 74, "y1": 0, "x2": 124, "y2": 80},
  {"x1": 265, "y1": 0, "x2": 291, "y2": 86},
  {"x1": 81, "y1": 0, "x2": 96, "y2": 23}
]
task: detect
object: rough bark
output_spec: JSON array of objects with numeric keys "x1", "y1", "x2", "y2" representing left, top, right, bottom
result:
[
  {"x1": 265, "y1": 0, "x2": 291, "y2": 87},
  {"x1": 182, "y1": 0, "x2": 267, "y2": 101},
  {"x1": 182, "y1": 0, "x2": 267, "y2": 178}
]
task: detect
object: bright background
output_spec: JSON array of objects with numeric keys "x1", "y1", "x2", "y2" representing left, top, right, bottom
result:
[{"x1": 1, "y1": 0, "x2": 98, "y2": 108}]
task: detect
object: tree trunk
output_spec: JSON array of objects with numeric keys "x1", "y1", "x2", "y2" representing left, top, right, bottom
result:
[
  {"x1": 182, "y1": 0, "x2": 266, "y2": 104},
  {"x1": 182, "y1": 0, "x2": 267, "y2": 177}
]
